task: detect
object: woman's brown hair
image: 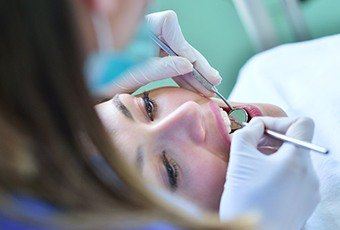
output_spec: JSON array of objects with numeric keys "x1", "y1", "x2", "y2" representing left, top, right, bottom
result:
[{"x1": 0, "y1": 0, "x2": 253, "y2": 228}]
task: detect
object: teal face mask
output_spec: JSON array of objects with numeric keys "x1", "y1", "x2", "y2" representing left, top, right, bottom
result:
[{"x1": 85, "y1": 14, "x2": 157, "y2": 95}]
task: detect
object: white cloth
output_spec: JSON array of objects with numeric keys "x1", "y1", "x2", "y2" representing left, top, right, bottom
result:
[{"x1": 229, "y1": 34, "x2": 340, "y2": 229}]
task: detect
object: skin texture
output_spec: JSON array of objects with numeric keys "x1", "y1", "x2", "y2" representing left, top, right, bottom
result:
[{"x1": 95, "y1": 87, "x2": 286, "y2": 211}]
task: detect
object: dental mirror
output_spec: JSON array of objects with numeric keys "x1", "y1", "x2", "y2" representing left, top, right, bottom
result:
[{"x1": 228, "y1": 108, "x2": 248, "y2": 133}]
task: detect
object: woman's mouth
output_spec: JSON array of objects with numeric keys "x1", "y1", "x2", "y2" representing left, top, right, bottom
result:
[
  {"x1": 209, "y1": 101, "x2": 232, "y2": 150},
  {"x1": 218, "y1": 106, "x2": 232, "y2": 133},
  {"x1": 209, "y1": 101, "x2": 263, "y2": 145},
  {"x1": 221, "y1": 104, "x2": 263, "y2": 121},
  {"x1": 207, "y1": 100, "x2": 272, "y2": 163}
]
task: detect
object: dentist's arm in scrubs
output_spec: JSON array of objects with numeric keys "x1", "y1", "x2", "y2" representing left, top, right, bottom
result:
[
  {"x1": 103, "y1": 10, "x2": 222, "y2": 97},
  {"x1": 219, "y1": 117, "x2": 320, "y2": 230}
]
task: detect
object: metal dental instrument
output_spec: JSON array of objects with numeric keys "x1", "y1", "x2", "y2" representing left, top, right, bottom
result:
[
  {"x1": 150, "y1": 33, "x2": 249, "y2": 126},
  {"x1": 149, "y1": 33, "x2": 233, "y2": 109},
  {"x1": 237, "y1": 121, "x2": 328, "y2": 154},
  {"x1": 149, "y1": 33, "x2": 328, "y2": 154}
]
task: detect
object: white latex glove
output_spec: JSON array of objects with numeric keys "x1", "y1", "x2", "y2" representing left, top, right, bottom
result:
[
  {"x1": 219, "y1": 117, "x2": 320, "y2": 230},
  {"x1": 106, "y1": 10, "x2": 221, "y2": 97}
]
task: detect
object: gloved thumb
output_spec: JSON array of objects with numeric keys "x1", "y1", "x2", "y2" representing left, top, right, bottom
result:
[
  {"x1": 285, "y1": 117, "x2": 314, "y2": 142},
  {"x1": 232, "y1": 118, "x2": 265, "y2": 150},
  {"x1": 271, "y1": 117, "x2": 314, "y2": 169}
]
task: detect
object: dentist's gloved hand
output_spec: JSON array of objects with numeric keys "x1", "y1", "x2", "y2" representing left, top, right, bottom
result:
[
  {"x1": 219, "y1": 117, "x2": 320, "y2": 230},
  {"x1": 107, "y1": 10, "x2": 221, "y2": 97}
]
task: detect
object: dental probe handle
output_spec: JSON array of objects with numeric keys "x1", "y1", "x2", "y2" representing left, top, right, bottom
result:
[
  {"x1": 191, "y1": 70, "x2": 235, "y2": 110},
  {"x1": 149, "y1": 33, "x2": 234, "y2": 109},
  {"x1": 241, "y1": 122, "x2": 329, "y2": 154},
  {"x1": 149, "y1": 33, "x2": 178, "y2": 56},
  {"x1": 265, "y1": 129, "x2": 328, "y2": 154},
  {"x1": 190, "y1": 66, "x2": 234, "y2": 110},
  {"x1": 213, "y1": 89, "x2": 234, "y2": 111},
  {"x1": 149, "y1": 33, "x2": 214, "y2": 90}
]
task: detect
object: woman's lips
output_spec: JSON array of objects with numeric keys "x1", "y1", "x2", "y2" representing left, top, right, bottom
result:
[
  {"x1": 236, "y1": 105, "x2": 263, "y2": 120},
  {"x1": 209, "y1": 101, "x2": 231, "y2": 151},
  {"x1": 207, "y1": 102, "x2": 264, "y2": 160}
]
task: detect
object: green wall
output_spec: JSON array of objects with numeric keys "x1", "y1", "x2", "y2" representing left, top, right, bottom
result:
[
  {"x1": 262, "y1": 0, "x2": 340, "y2": 43},
  {"x1": 143, "y1": 0, "x2": 340, "y2": 97}
]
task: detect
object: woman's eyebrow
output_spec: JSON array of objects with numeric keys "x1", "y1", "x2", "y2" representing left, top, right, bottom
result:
[{"x1": 112, "y1": 95, "x2": 134, "y2": 120}]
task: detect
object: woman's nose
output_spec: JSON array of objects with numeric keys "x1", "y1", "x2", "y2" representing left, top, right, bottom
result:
[{"x1": 152, "y1": 101, "x2": 205, "y2": 143}]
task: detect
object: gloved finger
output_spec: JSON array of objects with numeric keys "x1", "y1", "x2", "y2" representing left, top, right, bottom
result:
[
  {"x1": 232, "y1": 118, "x2": 265, "y2": 150},
  {"x1": 254, "y1": 117, "x2": 296, "y2": 152},
  {"x1": 151, "y1": 56, "x2": 214, "y2": 96},
  {"x1": 274, "y1": 141, "x2": 313, "y2": 172},
  {"x1": 146, "y1": 11, "x2": 222, "y2": 86},
  {"x1": 111, "y1": 56, "x2": 193, "y2": 94},
  {"x1": 254, "y1": 117, "x2": 314, "y2": 153},
  {"x1": 171, "y1": 73, "x2": 197, "y2": 92},
  {"x1": 257, "y1": 135, "x2": 283, "y2": 151},
  {"x1": 173, "y1": 73, "x2": 215, "y2": 97},
  {"x1": 253, "y1": 117, "x2": 299, "y2": 134},
  {"x1": 190, "y1": 48, "x2": 222, "y2": 86},
  {"x1": 285, "y1": 117, "x2": 314, "y2": 142},
  {"x1": 260, "y1": 116, "x2": 314, "y2": 142},
  {"x1": 146, "y1": 11, "x2": 196, "y2": 59},
  {"x1": 155, "y1": 45, "x2": 215, "y2": 96},
  {"x1": 273, "y1": 117, "x2": 314, "y2": 161},
  {"x1": 138, "y1": 56, "x2": 194, "y2": 81}
]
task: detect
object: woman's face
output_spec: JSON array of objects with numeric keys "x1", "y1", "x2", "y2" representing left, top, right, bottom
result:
[{"x1": 95, "y1": 87, "x2": 286, "y2": 211}]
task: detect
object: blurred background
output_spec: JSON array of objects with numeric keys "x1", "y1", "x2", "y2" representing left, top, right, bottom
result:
[{"x1": 145, "y1": 0, "x2": 340, "y2": 96}]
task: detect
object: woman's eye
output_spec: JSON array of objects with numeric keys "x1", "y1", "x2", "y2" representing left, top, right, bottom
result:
[
  {"x1": 162, "y1": 152, "x2": 178, "y2": 191},
  {"x1": 142, "y1": 92, "x2": 157, "y2": 121}
]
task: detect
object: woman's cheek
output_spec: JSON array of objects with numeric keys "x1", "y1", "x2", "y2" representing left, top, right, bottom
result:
[{"x1": 185, "y1": 154, "x2": 227, "y2": 210}]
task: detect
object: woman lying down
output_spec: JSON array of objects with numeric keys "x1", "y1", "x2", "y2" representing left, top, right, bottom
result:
[
  {"x1": 94, "y1": 25, "x2": 340, "y2": 230},
  {"x1": 95, "y1": 86, "x2": 319, "y2": 229},
  {"x1": 96, "y1": 86, "x2": 284, "y2": 207}
]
